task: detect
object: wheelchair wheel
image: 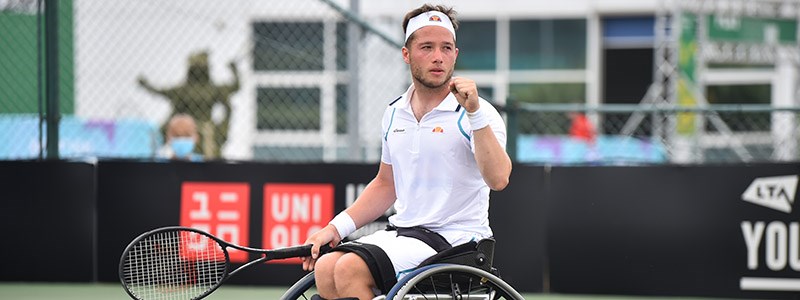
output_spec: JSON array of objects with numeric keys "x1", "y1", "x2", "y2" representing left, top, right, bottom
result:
[
  {"x1": 280, "y1": 271, "x2": 317, "y2": 300},
  {"x1": 386, "y1": 264, "x2": 524, "y2": 300}
]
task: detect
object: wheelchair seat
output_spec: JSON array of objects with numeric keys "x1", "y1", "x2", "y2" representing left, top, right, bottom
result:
[
  {"x1": 382, "y1": 238, "x2": 521, "y2": 300},
  {"x1": 416, "y1": 237, "x2": 495, "y2": 272}
]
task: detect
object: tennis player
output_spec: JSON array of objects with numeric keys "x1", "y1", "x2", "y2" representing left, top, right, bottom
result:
[{"x1": 302, "y1": 4, "x2": 512, "y2": 300}]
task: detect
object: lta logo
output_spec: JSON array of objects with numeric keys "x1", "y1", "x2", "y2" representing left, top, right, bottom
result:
[
  {"x1": 741, "y1": 175, "x2": 798, "y2": 213},
  {"x1": 739, "y1": 175, "x2": 800, "y2": 292}
]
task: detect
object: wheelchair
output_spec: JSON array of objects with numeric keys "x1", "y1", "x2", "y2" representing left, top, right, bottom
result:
[{"x1": 280, "y1": 238, "x2": 524, "y2": 300}]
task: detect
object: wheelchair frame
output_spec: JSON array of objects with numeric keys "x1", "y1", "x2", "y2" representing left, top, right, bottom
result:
[{"x1": 279, "y1": 239, "x2": 524, "y2": 300}]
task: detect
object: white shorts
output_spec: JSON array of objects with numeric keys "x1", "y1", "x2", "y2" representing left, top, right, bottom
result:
[{"x1": 354, "y1": 228, "x2": 485, "y2": 279}]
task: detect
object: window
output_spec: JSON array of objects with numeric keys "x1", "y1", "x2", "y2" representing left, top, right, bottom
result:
[
  {"x1": 252, "y1": 20, "x2": 354, "y2": 161},
  {"x1": 706, "y1": 84, "x2": 771, "y2": 132},
  {"x1": 256, "y1": 88, "x2": 320, "y2": 130},
  {"x1": 510, "y1": 19, "x2": 586, "y2": 70},
  {"x1": 253, "y1": 22, "x2": 324, "y2": 71},
  {"x1": 601, "y1": 17, "x2": 657, "y2": 136},
  {"x1": 336, "y1": 22, "x2": 349, "y2": 70},
  {"x1": 336, "y1": 84, "x2": 348, "y2": 134},
  {"x1": 477, "y1": 86, "x2": 494, "y2": 101},
  {"x1": 455, "y1": 20, "x2": 496, "y2": 70},
  {"x1": 603, "y1": 16, "x2": 655, "y2": 48}
]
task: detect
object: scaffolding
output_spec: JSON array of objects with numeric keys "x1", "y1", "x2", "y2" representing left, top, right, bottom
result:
[{"x1": 625, "y1": 0, "x2": 800, "y2": 163}]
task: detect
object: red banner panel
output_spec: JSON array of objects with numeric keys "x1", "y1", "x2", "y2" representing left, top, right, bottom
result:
[
  {"x1": 180, "y1": 182, "x2": 250, "y2": 262},
  {"x1": 263, "y1": 183, "x2": 334, "y2": 264}
]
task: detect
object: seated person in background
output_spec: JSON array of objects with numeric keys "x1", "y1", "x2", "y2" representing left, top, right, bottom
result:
[{"x1": 157, "y1": 113, "x2": 203, "y2": 161}]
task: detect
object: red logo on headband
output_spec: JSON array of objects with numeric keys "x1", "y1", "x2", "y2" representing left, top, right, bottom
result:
[{"x1": 429, "y1": 15, "x2": 442, "y2": 22}]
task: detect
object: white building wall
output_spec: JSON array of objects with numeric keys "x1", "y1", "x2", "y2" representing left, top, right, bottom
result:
[{"x1": 83, "y1": 0, "x2": 800, "y2": 163}]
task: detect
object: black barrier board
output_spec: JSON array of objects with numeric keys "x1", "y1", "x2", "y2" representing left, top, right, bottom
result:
[
  {"x1": 0, "y1": 161, "x2": 96, "y2": 282},
  {"x1": 95, "y1": 160, "x2": 546, "y2": 293},
  {"x1": 489, "y1": 165, "x2": 547, "y2": 292},
  {"x1": 96, "y1": 160, "x2": 375, "y2": 285},
  {"x1": 547, "y1": 165, "x2": 800, "y2": 299}
]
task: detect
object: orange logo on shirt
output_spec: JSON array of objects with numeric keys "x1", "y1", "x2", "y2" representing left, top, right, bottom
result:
[
  {"x1": 432, "y1": 127, "x2": 444, "y2": 133},
  {"x1": 429, "y1": 15, "x2": 442, "y2": 22}
]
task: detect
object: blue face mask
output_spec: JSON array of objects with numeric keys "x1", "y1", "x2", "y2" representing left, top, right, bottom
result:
[{"x1": 170, "y1": 137, "x2": 196, "y2": 158}]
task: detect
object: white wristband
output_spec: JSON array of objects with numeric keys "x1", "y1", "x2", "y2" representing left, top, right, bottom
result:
[
  {"x1": 329, "y1": 211, "x2": 356, "y2": 239},
  {"x1": 467, "y1": 106, "x2": 490, "y2": 130}
]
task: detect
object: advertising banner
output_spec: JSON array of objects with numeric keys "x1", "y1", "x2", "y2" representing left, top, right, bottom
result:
[
  {"x1": 96, "y1": 161, "x2": 373, "y2": 285},
  {"x1": 263, "y1": 183, "x2": 334, "y2": 264},
  {"x1": 180, "y1": 182, "x2": 251, "y2": 262},
  {"x1": 547, "y1": 165, "x2": 800, "y2": 299},
  {"x1": 94, "y1": 161, "x2": 545, "y2": 291}
]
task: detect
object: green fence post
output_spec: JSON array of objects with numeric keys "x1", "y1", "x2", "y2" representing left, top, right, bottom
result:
[{"x1": 45, "y1": 0, "x2": 59, "y2": 159}]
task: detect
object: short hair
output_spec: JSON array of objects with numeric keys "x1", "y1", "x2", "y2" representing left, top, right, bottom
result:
[
  {"x1": 166, "y1": 113, "x2": 197, "y2": 138},
  {"x1": 402, "y1": 4, "x2": 459, "y2": 46}
]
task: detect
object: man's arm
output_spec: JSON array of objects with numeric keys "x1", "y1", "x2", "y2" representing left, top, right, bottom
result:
[
  {"x1": 450, "y1": 77, "x2": 512, "y2": 191},
  {"x1": 137, "y1": 76, "x2": 163, "y2": 95},
  {"x1": 472, "y1": 125, "x2": 512, "y2": 191},
  {"x1": 223, "y1": 61, "x2": 241, "y2": 94},
  {"x1": 303, "y1": 162, "x2": 396, "y2": 270},
  {"x1": 343, "y1": 162, "x2": 396, "y2": 228}
]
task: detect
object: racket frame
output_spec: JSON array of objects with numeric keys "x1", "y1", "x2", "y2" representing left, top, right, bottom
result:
[{"x1": 119, "y1": 226, "x2": 319, "y2": 300}]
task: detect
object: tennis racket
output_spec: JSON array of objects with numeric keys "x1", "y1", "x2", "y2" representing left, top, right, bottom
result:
[{"x1": 119, "y1": 226, "x2": 329, "y2": 300}]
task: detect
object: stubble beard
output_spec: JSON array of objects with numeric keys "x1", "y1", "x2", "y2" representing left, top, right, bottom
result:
[{"x1": 411, "y1": 64, "x2": 453, "y2": 91}]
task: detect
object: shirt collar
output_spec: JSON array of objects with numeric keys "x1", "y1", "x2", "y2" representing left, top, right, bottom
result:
[{"x1": 396, "y1": 84, "x2": 461, "y2": 112}]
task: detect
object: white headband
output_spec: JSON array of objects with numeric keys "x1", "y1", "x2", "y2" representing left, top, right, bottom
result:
[{"x1": 404, "y1": 11, "x2": 456, "y2": 43}]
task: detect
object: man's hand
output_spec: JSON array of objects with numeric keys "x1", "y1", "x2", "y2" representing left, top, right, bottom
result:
[
  {"x1": 301, "y1": 224, "x2": 341, "y2": 271},
  {"x1": 228, "y1": 61, "x2": 238, "y2": 73},
  {"x1": 137, "y1": 76, "x2": 149, "y2": 87},
  {"x1": 449, "y1": 77, "x2": 479, "y2": 113},
  {"x1": 137, "y1": 76, "x2": 157, "y2": 93}
]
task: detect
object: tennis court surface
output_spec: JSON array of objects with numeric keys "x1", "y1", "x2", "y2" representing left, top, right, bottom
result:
[{"x1": 0, "y1": 282, "x2": 728, "y2": 300}]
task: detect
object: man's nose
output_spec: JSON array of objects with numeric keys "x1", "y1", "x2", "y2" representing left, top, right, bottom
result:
[{"x1": 432, "y1": 48, "x2": 444, "y2": 63}]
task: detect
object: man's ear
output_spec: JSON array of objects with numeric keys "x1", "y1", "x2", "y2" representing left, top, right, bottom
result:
[{"x1": 402, "y1": 47, "x2": 410, "y2": 64}]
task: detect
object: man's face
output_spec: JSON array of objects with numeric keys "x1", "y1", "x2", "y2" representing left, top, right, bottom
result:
[
  {"x1": 167, "y1": 118, "x2": 197, "y2": 142},
  {"x1": 403, "y1": 26, "x2": 458, "y2": 90}
]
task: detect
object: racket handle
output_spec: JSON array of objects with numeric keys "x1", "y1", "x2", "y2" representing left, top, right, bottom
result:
[
  {"x1": 320, "y1": 244, "x2": 333, "y2": 254},
  {"x1": 270, "y1": 244, "x2": 333, "y2": 260}
]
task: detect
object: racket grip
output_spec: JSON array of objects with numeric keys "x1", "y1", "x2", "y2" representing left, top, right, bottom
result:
[
  {"x1": 270, "y1": 244, "x2": 334, "y2": 260},
  {"x1": 320, "y1": 244, "x2": 333, "y2": 254}
]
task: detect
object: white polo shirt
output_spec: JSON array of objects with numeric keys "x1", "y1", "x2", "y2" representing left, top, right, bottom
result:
[{"x1": 380, "y1": 84, "x2": 507, "y2": 241}]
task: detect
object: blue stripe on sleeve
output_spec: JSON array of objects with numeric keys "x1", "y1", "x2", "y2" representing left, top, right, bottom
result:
[
  {"x1": 457, "y1": 110, "x2": 470, "y2": 141},
  {"x1": 384, "y1": 108, "x2": 397, "y2": 141}
]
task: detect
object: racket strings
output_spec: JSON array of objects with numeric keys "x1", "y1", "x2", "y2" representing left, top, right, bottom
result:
[{"x1": 122, "y1": 230, "x2": 227, "y2": 299}]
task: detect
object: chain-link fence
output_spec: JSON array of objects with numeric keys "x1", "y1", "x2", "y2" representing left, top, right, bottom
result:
[
  {"x1": 2, "y1": 0, "x2": 799, "y2": 165},
  {"x1": 505, "y1": 102, "x2": 800, "y2": 165},
  {"x1": 1, "y1": 0, "x2": 406, "y2": 162}
]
